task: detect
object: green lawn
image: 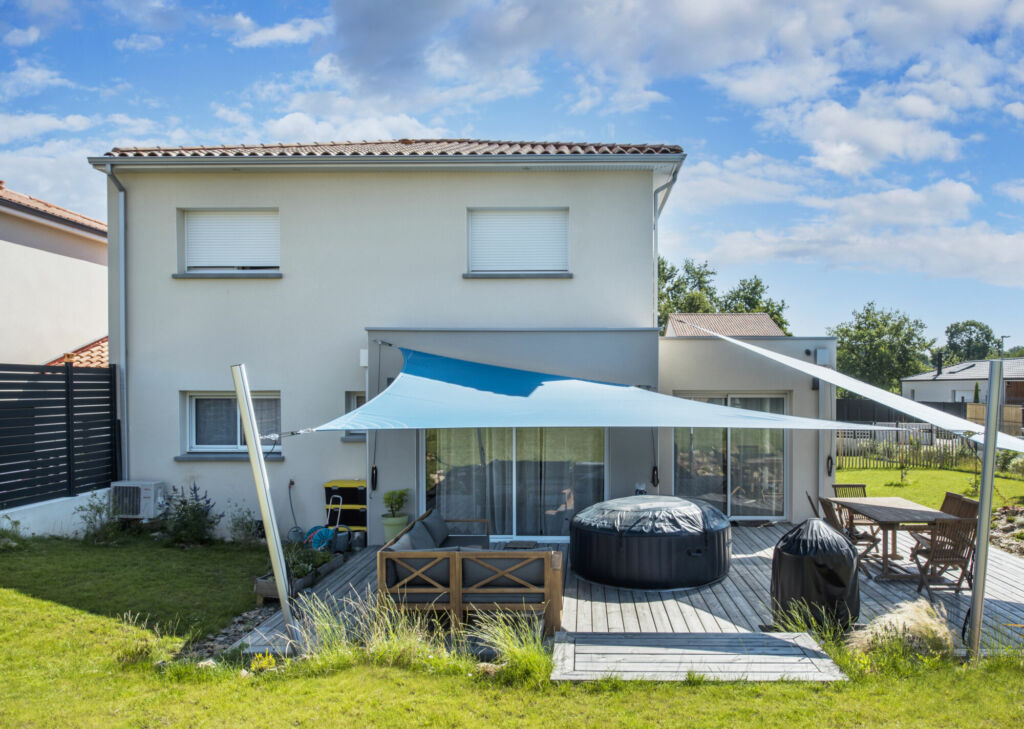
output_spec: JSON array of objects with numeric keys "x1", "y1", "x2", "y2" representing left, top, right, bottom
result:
[
  {"x1": 837, "y1": 468, "x2": 1024, "y2": 510},
  {"x1": 2, "y1": 536, "x2": 1024, "y2": 728}
]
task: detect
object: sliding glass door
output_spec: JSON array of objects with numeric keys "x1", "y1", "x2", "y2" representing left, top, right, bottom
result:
[
  {"x1": 425, "y1": 427, "x2": 604, "y2": 538},
  {"x1": 673, "y1": 394, "x2": 786, "y2": 519}
]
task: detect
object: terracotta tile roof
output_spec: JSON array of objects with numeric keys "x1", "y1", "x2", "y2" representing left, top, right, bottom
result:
[
  {"x1": 45, "y1": 336, "x2": 109, "y2": 368},
  {"x1": 101, "y1": 138, "x2": 684, "y2": 159},
  {"x1": 0, "y1": 181, "x2": 107, "y2": 237},
  {"x1": 665, "y1": 312, "x2": 786, "y2": 337}
]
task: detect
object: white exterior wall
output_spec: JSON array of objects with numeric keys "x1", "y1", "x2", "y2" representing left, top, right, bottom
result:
[
  {"x1": 902, "y1": 379, "x2": 986, "y2": 403},
  {"x1": 0, "y1": 213, "x2": 106, "y2": 363},
  {"x1": 658, "y1": 336, "x2": 837, "y2": 524},
  {"x1": 107, "y1": 168, "x2": 656, "y2": 537}
]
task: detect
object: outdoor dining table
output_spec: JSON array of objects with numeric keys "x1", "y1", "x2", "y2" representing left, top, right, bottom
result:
[{"x1": 823, "y1": 496, "x2": 963, "y2": 581}]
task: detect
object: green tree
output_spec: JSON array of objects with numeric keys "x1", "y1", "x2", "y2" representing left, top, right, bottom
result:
[
  {"x1": 828, "y1": 302, "x2": 934, "y2": 393},
  {"x1": 657, "y1": 256, "x2": 717, "y2": 328},
  {"x1": 719, "y1": 276, "x2": 791, "y2": 334},
  {"x1": 944, "y1": 320, "x2": 998, "y2": 363},
  {"x1": 1005, "y1": 344, "x2": 1024, "y2": 359}
]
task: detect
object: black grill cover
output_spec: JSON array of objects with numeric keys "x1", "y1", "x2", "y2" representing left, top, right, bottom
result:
[
  {"x1": 770, "y1": 518, "x2": 859, "y2": 627},
  {"x1": 570, "y1": 496, "x2": 731, "y2": 589}
]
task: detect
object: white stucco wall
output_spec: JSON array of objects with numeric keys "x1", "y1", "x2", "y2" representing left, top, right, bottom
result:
[
  {"x1": 0, "y1": 488, "x2": 108, "y2": 537},
  {"x1": 0, "y1": 213, "x2": 107, "y2": 363},
  {"x1": 902, "y1": 379, "x2": 986, "y2": 403},
  {"x1": 658, "y1": 336, "x2": 837, "y2": 524},
  {"x1": 106, "y1": 167, "x2": 658, "y2": 538}
]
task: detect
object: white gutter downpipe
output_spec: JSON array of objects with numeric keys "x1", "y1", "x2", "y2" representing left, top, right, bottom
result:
[
  {"x1": 104, "y1": 163, "x2": 128, "y2": 478},
  {"x1": 651, "y1": 157, "x2": 684, "y2": 492}
]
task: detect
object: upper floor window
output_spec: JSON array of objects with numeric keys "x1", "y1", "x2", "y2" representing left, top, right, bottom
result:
[
  {"x1": 467, "y1": 208, "x2": 569, "y2": 274},
  {"x1": 183, "y1": 209, "x2": 280, "y2": 272}
]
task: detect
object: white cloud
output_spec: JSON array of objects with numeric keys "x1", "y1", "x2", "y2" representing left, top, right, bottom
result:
[
  {"x1": 677, "y1": 151, "x2": 809, "y2": 211},
  {"x1": 802, "y1": 179, "x2": 979, "y2": 227},
  {"x1": 215, "y1": 13, "x2": 334, "y2": 48},
  {"x1": 0, "y1": 59, "x2": 74, "y2": 100},
  {"x1": 705, "y1": 56, "x2": 840, "y2": 106},
  {"x1": 16, "y1": 0, "x2": 71, "y2": 20},
  {"x1": 114, "y1": 34, "x2": 164, "y2": 52},
  {"x1": 699, "y1": 178, "x2": 1024, "y2": 287},
  {"x1": 3, "y1": 26, "x2": 41, "y2": 47},
  {"x1": 765, "y1": 99, "x2": 962, "y2": 176},
  {"x1": 0, "y1": 112, "x2": 93, "y2": 144},
  {"x1": 103, "y1": 1, "x2": 183, "y2": 30},
  {"x1": 995, "y1": 179, "x2": 1024, "y2": 204},
  {"x1": 1006, "y1": 101, "x2": 1024, "y2": 120},
  {"x1": 262, "y1": 111, "x2": 444, "y2": 143}
]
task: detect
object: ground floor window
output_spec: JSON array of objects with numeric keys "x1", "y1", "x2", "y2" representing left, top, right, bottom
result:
[
  {"x1": 186, "y1": 392, "x2": 280, "y2": 453},
  {"x1": 425, "y1": 427, "x2": 604, "y2": 538},
  {"x1": 673, "y1": 394, "x2": 786, "y2": 519}
]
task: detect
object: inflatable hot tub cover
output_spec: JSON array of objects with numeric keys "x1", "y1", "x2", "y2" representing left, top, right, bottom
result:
[{"x1": 570, "y1": 495, "x2": 731, "y2": 590}]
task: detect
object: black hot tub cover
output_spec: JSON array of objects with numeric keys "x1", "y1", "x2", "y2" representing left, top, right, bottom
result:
[{"x1": 573, "y1": 495, "x2": 730, "y2": 535}]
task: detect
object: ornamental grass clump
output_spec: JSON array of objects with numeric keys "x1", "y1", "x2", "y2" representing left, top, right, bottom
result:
[
  {"x1": 844, "y1": 599, "x2": 955, "y2": 677},
  {"x1": 467, "y1": 609, "x2": 552, "y2": 687}
]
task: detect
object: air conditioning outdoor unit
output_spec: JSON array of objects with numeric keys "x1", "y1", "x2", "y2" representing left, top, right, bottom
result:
[{"x1": 110, "y1": 480, "x2": 167, "y2": 520}]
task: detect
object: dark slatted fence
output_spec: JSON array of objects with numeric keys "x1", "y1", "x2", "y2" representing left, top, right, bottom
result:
[{"x1": 0, "y1": 362, "x2": 120, "y2": 509}]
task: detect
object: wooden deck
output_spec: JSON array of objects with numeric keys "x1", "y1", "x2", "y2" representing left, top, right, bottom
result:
[
  {"x1": 233, "y1": 524, "x2": 1024, "y2": 664},
  {"x1": 551, "y1": 631, "x2": 846, "y2": 682}
]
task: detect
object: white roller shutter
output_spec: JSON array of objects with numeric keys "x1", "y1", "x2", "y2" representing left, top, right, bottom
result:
[
  {"x1": 185, "y1": 210, "x2": 280, "y2": 270},
  {"x1": 468, "y1": 209, "x2": 569, "y2": 272}
]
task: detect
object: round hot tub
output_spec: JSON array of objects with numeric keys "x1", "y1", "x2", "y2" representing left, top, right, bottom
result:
[{"x1": 570, "y1": 495, "x2": 731, "y2": 590}]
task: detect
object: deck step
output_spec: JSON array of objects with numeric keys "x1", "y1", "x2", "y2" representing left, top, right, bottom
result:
[{"x1": 550, "y1": 631, "x2": 847, "y2": 682}]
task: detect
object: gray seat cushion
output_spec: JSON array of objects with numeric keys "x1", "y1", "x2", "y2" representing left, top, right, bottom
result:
[
  {"x1": 407, "y1": 521, "x2": 437, "y2": 549},
  {"x1": 421, "y1": 510, "x2": 450, "y2": 545},
  {"x1": 387, "y1": 532, "x2": 414, "y2": 551}
]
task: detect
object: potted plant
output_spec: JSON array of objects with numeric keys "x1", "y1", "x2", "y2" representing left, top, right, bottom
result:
[{"x1": 381, "y1": 488, "x2": 410, "y2": 542}]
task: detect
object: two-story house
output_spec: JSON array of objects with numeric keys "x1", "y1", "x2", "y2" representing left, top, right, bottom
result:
[{"x1": 89, "y1": 139, "x2": 835, "y2": 544}]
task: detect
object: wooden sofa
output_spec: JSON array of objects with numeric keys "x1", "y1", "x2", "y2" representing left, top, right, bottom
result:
[{"x1": 376, "y1": 508, "x2": 563, "y2": 633}]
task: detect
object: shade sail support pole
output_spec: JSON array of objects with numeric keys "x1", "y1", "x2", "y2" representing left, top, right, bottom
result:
[
  {"x1": 968, "y1": 359, "x2": 1002, "y2": 659},
  {"x1": 232, "y1": 363, "x2": 300, "y2": 649}
]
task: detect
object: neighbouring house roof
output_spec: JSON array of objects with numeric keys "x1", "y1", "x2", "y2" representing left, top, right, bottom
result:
[
  {"x1": 902, "y1": 358, "x2": 1024, "y2": 382},
  {"x1": 0, "y1": 181, "x2": 107, "y2": 238},
  {"x1": 98, "y1": 138, "x2": 684, "y2": 159},
  {"x1": 665, "y1": 312, "x2": 786, "y2": 337},
  {"x1": 45, "y1": 336, "x2": 109, "y2": 368}
]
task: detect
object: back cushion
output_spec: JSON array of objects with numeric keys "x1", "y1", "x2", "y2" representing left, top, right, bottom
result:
[
  {"x1": 421, "y1": 510, "x2": 450, "y2": 545},
  {"x1": 408, "y1": 521, "x2": 437, "y2": 549}
]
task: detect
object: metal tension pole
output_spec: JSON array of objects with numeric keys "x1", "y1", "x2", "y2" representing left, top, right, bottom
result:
[
  {"x1": 232, "y1": 364, "x2": 299, "y2": 647},
  {"x1": 968, "y1": 359, "x2": 1003, "y2": 658}
]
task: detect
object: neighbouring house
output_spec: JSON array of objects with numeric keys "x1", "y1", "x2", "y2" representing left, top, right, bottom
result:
[
  {"x1": 45, "y1": 335, "x2": 110, "y2": 368},
  {"x1": 0, "y1": 181, "x2": 107, "y2": 364},
  {"x1": 89, "y1": 139, "x2": 837, "y2": 544},
  {"x1": 902, "y1": 358, "x2": 1024, "y2": 405}
]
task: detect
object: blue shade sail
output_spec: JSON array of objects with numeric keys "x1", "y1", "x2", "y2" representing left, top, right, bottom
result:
[{"x1": 315, "y1": 349, "x2": 889, "y2": 432}]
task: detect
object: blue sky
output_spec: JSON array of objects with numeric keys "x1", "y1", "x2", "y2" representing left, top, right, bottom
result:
[{"x1": 2, "y1": 0, "x2": 1024, "y2": 347}]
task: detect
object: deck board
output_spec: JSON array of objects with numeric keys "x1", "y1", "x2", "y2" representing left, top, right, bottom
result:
[{"x1": 232, "y1": 523, "x2": 1024, "y2": 661}]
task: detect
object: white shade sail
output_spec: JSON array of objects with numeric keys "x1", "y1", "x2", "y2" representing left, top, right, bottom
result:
[
  {"x1": 693, "y1": 327, "x2": 1024, "y2": 454},
  {"x1": 316, "y1": 348, "x2": 891, "y2": 432}
]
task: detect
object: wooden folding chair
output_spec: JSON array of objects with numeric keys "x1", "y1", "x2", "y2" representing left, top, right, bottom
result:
[{"x1": 912, "y1": 517, "x2": 977, "y2": 601}]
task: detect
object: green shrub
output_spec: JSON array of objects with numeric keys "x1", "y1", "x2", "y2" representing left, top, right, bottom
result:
[
  {"x1": 383, "y1": 488, "x2": 409, "y2": 518},
  {"x1": 226, "y1": 503, "x2": 262, "y2": 546},
  {"x1": 0, "y1": 514, "x2": 24, "y2": 550},
  {"x1": 75, "y1": 491, "x2": 128, "y2": 544},
  {"x1": 278, "y1": 541, "x2": 332, "y2": 579},
  {"x1": 162, "y1": 483, "x2": 223, "y2": 546}
]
